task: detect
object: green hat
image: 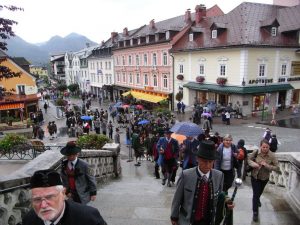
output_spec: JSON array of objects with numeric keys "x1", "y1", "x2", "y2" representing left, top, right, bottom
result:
[
  {"x1": 196, "y1": 140, "x2": 219, "y2": 160},
  {"x1": 60, "y1": 141, "x2": 81, "y2": 156}
]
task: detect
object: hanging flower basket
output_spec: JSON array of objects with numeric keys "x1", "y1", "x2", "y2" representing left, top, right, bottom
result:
[
  {"x1": 196, "y1": 76, "x2": 205, "y2": 83},
  {"x1": 216, "y1": 77, "x2": 227, "y2": 86},
  {"x1": 177, "y1": 74, "x2": 184, "y2": 80}
]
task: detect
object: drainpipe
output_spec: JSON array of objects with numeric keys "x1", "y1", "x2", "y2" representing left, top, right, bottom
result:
[{"x1": 170, "y1": 53, "x2": 175, "y2": 111}]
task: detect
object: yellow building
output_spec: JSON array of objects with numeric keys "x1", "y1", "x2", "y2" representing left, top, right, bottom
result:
[
  {"x1": 0, "y1": 50, "x2": 39, "y2": 121},
  {"x1": 30, "y1": 65, "x2": 48, "y2": 77}
]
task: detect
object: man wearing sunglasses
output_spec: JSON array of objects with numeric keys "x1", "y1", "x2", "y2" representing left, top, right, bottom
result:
[{"x1": 22, "y1": 169, "x2": 107, "y2": 225}]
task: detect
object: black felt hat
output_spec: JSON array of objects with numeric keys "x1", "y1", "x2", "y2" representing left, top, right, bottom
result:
[
  {"x1": 196, "y1": 140, "x2": 219, "y2": 160},
  {"x1": 30, "y1": 169, "x2": 62, "y2": 189},
  {"x1": 164, "y1": 129, "x2": 173, "y2": 134},
  {"x1": 60, "y1": 141, "x2": 81, "y2": 156}
]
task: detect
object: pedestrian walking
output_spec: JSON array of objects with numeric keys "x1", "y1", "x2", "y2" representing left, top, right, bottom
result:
[
  {"x1": 177, "y1": 101, "x2": 182, "y2": 114},
  {"x1": 181, "y1": 102, "x2": 186, "y2": 114},
  {"x1": 114, "y1": 128, "x2": 120, "y2": 145},
  {"x1": 60, "y1": 141, "x2": 98, "y2": 205},
  {"x1": 170, "y1": 140, "x2": 234, "y2": 225},
  {"x1": 225, "y1": 111, "x2": 231, "y2": 125},
  {"x1": 43, "y1": 102, "x2": 48, "y2": 113},
  {"x1": 247, "y1": 139, "x2": 279, "y2": 222},
  {"x1": 22, "y1": 169, "x2": 107, "y2": 225}
]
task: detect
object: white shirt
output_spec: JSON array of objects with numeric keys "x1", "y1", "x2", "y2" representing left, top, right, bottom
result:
[
  {"x1": 197, "y1": 167, "x2": 210, "y2": 180},
  {"x1": 68, "y1": 158, "x2": 78, "y2": 170},
  {"x1": 221, "y1": 147, "x2": 232, "y2": 170}
]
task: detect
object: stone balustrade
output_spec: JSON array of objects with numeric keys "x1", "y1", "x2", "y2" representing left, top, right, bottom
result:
[
  {"x1": 0, "y1": 143, "x2": 120, "y2": 225},
  {"x1": 268, "y1": 152, "x2": 300, "y2": 220}
]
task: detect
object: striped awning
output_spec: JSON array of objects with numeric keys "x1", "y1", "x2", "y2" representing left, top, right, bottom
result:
[{"x1": 0, "y1": 103, "x2": 24, "y2": 110}]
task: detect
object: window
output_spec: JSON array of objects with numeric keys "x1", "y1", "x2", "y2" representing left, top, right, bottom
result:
[
  {"x1": 17, "y1": 85, "x2": 25, "y2": 94},
  {"x1": 129, "y1": 73, "x2": 133, "y2": 83},
  {"x1": 166, "y1": 31, "x2": 170, "y2": 40},
  {"x1": 179, "y1": 64, "x2": 184, "y2": 74},
  {"x1": 144, "y1": 74, "x2": 148, "y2": 85},
  {"x1": 163, "y1": 53, "x2": 168, "y2": 66},
  {"x1": 199, "y1": 64, "x2": 204, "y2": 75},
  {"x1": 116, "y1": 56, "x2": 119, "y2": 65},
  {"x1": 108, "y1": 62, "x2": 111, "y2": 69},
  {"x1": 105, "y1": 62, "x2": 107, "y2": 69},
  {"x1": 219, "y1": 64, "x2": 226, "y2": 76},
  {"x1": 144, "y1": 54, "x2": 148, "y2": 66},
  {"x1": 152, "y1": 53, "x2": 157, "y2": 66},
  {"x1": 136, "y1": 73, "x2": 140, "y2": 84},
  {"x1": 122, "y1": 56, "x2": 125, "y2": 65},
  {"x1": 106, "y1": 75, "x2": 108, "y2": 84},
  {"x1": 109, "y1": 75, "x2": 112, "y2": 84},
  {"x1": 281, "y1": 64, "x2": 287, "y2": 76},
  {"x1": 212, "y1": 30, "x2": 217, "y2": 39},
  {"x1": 271, "y1": 27, "x2": 277, "y2": 37},
  {"x1": 258, "y1": 64, "x2": 266, "y2": 77},
  {"x1": 153, "y1": 75, "x2": 158, "y2": 86},
  {"x1": 136, "y1": 55, "x2": 140, "y2": 66},
  {"x1": 122, "y1": 73, "x2": 126, "y2": 82},
  {"x1": 189, "y1": 33, "x2": 193, "y2": 42},
  {"x1": 96, "y1": 62, "x2": 99, "y2": 70},
  {"x1": 128, "y1": 55, "x2": 132, "y2": 65},
  {"x1": 163, "y1": 75, "x2": 168, "y2": 88},
  {"x1": 100, "y1": 62, "x2": 103, "y2": 69}
]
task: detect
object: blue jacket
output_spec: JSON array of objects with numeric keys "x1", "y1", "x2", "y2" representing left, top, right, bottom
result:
[{"x1": 156, "y1": 137, "x2": 179, "y2": 166}]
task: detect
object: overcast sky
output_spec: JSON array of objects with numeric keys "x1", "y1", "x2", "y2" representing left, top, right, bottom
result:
[{"x1": 2, "y1": 0, "x2": 273, "y2": 44}]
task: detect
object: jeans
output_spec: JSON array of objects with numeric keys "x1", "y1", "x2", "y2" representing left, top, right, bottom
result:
[{"x1": 251, "y1": 176, "x2": 269, "y2": 212}]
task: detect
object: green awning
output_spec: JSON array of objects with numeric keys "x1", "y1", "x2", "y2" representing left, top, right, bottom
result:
[{"x1": 183, "y1": 82, "x2": 294, "y2": 94}]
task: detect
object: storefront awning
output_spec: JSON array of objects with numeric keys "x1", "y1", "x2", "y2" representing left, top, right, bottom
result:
[
  {"x1": 122, "y1": 90, "x2": 168, "y2": 103},
  {"x1": 183, "y1": 82, "x2": 294, "y2": 94},
  {"x1": 0, "y1": 103, "x2": 24, "y2": 110},
  {"x1": 291, "y1": 82, "x2": 300, "y2": 89}
]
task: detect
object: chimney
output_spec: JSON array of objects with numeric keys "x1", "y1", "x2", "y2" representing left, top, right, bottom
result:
[
  {"x1": 123, "y1": 27, "x2": 128, "y2": 36},
  {"x1": 111, "y1": 32, "x2": 118, "y2": 42},
  {"x1": 86, "y1": 43, "x2": 90, "y2": 48},
  {"x1": 185, "y1": 9, "x2": 192, "y2": 24},
  {"x1": 101, "y1": 40, "x2": 105, "y2": 46},
  {"x1": 149, "y1": 19, "x2": 155, "y2": 29},
  {"x1": 195, "y1": 4, "x2": 206, "y2": 24}
]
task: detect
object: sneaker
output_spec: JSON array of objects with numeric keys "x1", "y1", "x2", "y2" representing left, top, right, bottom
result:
[{"x1": 253, "y1": 212, "x2": 259, "y2": 222}]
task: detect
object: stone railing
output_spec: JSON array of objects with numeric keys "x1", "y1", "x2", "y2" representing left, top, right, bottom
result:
[
  {"x1": 0, "y1": 143, "x2": 120, "y2": 225},
  {"x1": 268, "y1": 152, "x2": 300, "y2": 220}
]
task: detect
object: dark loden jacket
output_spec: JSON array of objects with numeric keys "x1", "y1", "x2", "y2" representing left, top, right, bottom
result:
[{"x1": 22, "y1": 199, "x2": 107, "y2": 225}]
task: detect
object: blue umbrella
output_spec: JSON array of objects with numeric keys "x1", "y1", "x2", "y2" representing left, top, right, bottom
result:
[
  {"x1": 113, "y1": 102, "x2": 123, "y2": 108},
  {"x1": 81, "y1": 115, "x2": 93, "y2": 120},
  {"x1": 138, "y1": 119, "x2": 150, "y2": 125},
  {"x1": 170, "y1": 122, "x2": 203, "y2": 137}
]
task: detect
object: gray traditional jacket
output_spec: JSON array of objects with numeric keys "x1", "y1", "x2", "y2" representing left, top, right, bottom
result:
[
  {"x1": 171, "y1": 167, "x2": 224, "y2": 225},
  {"x1": 61, "y1": 158, "x2": 97, "y2": 205}
]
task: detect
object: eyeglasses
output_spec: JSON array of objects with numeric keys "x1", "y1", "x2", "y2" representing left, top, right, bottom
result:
[{"x1": 32, "y1": 192, "x2": 59, "y2": 205}]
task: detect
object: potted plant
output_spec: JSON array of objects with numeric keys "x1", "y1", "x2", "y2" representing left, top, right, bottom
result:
[
  {"x1": 177, "y1": 74, "x2": 184, "y2": 80},
  {"x1": 216, "y1": 77, "x2": 227, "y2": 86},
  {"x1": 196, "y1": 76, "x2": 205, "y2": 83},
  {"x1": 77, "y1": 134, "x2": 110, "y2": 150}
]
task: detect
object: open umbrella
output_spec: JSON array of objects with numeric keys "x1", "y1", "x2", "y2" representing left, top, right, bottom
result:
[
  {"x1": 138, "y1": 119, "x2": 150, "y2": 125},
  {"x1": 81, "y1": 115, "x2": 93, "y2": 120},
  {"x1": 122, "y1": 104, "x2": 130, "y2": 109},
  {"x1": 113, "y1": 102, "x2": 123, "y2": 108},
  {"x1": 170, "y1": 122, "x2": 203, "y2": 137},
  {"x1": 202, "y1": 112, "x2": 212, "y2": 118},
  {"x1": 171, "y1": 133, "x2": 186, "y2": 144},
  {"x1": 136, "y1": 104, "x2": 144, "y2": 110}
]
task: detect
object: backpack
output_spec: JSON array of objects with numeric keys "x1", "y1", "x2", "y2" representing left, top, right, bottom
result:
[{"x1": 269, "y1": 138, "x2": 278, "y2": 152}]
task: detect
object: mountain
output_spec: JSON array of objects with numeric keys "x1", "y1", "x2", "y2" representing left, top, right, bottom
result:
[{"x1": 5, "y1": 33, "x2": 97, "y2": 65}]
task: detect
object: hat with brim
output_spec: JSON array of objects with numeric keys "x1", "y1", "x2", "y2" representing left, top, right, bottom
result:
[
  {"x1": 164, "y1": 129, "x2": 173, "y2": 134},
  {"x1": 196, "y1": 140, "x2": 219, "y2": 160},
  {"x1": 30, "y1": 169, "x2": 62, "y2": 189},
  {"x1": 60, "y1": 141, "x2": 81, "y2": 156}
]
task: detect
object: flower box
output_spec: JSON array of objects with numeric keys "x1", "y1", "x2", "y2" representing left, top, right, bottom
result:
[
  {"x1": 177, "y1": 74, "x2": 184, "y2": 80},
  {"x1": 196, "y1": 76, "x2": 205, "y2": 83},
  {"x1": 216, "y1": 77, "x2": 227, "y2": 86}
]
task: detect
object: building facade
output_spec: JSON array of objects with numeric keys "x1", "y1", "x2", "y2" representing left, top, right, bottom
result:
[
  {"x1": 50, "y1": 54, "x2": 65, "y2": 81},
  {"x1": 172, "y1": 3, "x2": 300, "y2": 115}
]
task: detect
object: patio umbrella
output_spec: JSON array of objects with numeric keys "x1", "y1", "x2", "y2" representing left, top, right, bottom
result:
[
  {"x1": 171, "y1": 133, "x2": 186, "y2": 144},
  {"x1": 138, "y1": 119, "x2": 150, "y2": 125},
  {"x1": 80, "y1": 115, "x2": 93, "y2": 120},
  {"x1": 136, "y1": 105, "x2": 144, "y2": 110},
  {"x1": 202, "y1": 112, "x2": 212, "y2": 118},
  {"x1": 170, "y1": 122, "x2": 203, "y2": 137}
]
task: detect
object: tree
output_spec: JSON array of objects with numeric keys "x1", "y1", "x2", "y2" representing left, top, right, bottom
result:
[
  {"x1": 0, "y1": 4, "x2": 23, "y2": 95},
  {"x1": 175, "y1": 92, "x2": 183, "y2": 102},
  {"x1": 57, "y1": 84, "x2": 68, "y2": 93},
  {"x1": 68, "y1": 83, "x2": 79, "y2": 93}
]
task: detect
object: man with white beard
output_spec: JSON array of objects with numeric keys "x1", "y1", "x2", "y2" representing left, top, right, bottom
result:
[{"x1": 22, "y1": 169, "x2": 107, "y2": 225}]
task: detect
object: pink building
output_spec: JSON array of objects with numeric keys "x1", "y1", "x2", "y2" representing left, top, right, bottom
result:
[
  {"x1": 274, "y1": 0, "x2": 300, "y2": 6},
  {"x1": 112, "y1": 5, "x2": 223, "y2": 108}
]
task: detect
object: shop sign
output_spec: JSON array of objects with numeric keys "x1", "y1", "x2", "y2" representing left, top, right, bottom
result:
[
  {"x1": 278, "y1": 76, "x2": 300, "y2": 82},
  {"x1": 248, "y1": 78, "x2": 273, "y2": 85}
]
